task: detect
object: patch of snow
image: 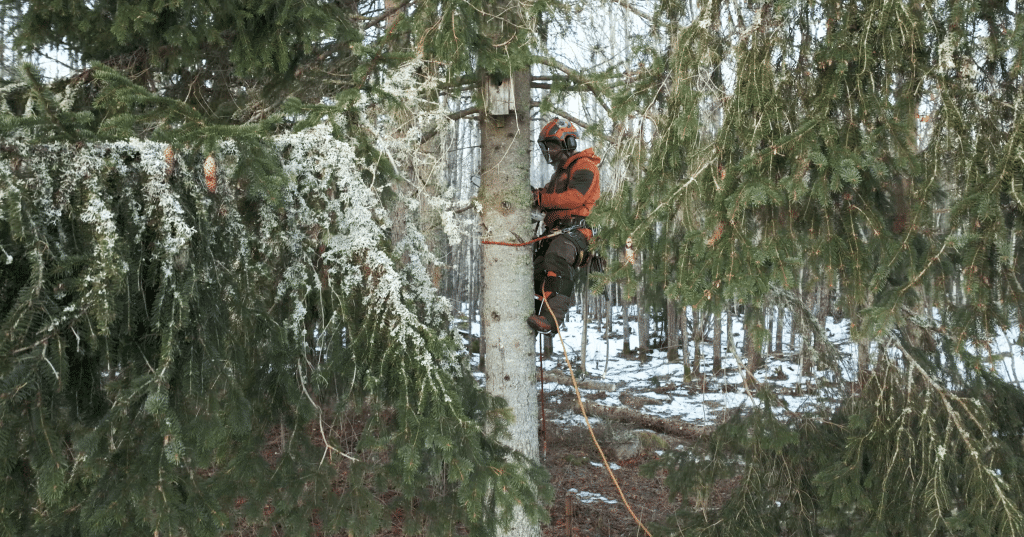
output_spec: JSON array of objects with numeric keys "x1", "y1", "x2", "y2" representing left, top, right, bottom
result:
[{"x1": 567, "y1": 488, "x2": 619, "y2": 505}]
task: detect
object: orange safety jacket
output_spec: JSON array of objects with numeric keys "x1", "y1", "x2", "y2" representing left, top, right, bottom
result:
[{"x1": 535, "y1": 148, "x2": 601, "y2": 240}]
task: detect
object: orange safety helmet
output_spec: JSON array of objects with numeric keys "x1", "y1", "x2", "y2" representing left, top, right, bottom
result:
[{"x1": 537, "y1": 117, "x2": 578, "y2": 163}]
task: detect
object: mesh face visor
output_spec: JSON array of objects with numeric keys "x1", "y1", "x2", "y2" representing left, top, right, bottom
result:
[
  {"x1": 538, "y1": 141, "x2": 555, "y2": 163},
  {"x1": 537, "y1": 138, "x2": 577, "y2": 164},
  {"x1": 537, "y1": 118, "x2": 578, "y2": 163}
]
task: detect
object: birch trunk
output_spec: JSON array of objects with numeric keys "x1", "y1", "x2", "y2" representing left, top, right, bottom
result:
[{"x1": 680, "y1": 303, "x2": 690, "y2": 370}]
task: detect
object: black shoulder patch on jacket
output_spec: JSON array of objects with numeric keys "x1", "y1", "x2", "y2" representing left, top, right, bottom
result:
[{"x1": 568, "y1": 169, "x2": 595, "y2": 194}]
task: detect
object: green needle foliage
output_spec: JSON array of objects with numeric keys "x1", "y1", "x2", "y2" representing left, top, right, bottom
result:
[
  {"x1": 5, "y1": 0, "x2": 357, "y2": 112},
  {"x1": 0, "y1": 1, "x2": 558, "y2": 529},
  {"x1": 0, "y1": 0, "x2": 567, "y2": 532},
  {"x1": 612, "y1": 0, "x2": 1024, "y2": 533},
  {"x1": 0, "y1": 113, "x2": 550, "y2": 535}
]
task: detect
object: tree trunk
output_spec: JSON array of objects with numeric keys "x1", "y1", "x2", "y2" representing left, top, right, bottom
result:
[
  {"x1": 712, "y1": 310, "x2": 722, "y2": 375},
  {"x1": 637, "y1": 256, "x2": 649, "y2": 362},
  {"x1": 580, "y1": 272, "x2": 589, "y2": 375},
  {"x1": 600, "y1": 285, "x2": 610, "y2": 335},
  {"x1": 666, "y1": 298, "x2": 678, "y2": 362},
  {"x1": 605, "y1": 281, "x2": 613, "y2": 371},
  {"x1": 680, "y1": 303, "x2": 690, "y2": 370},
  {"x1": 685, "y1": 308, "x2": 696, "y2": 378},
  {"x1": 775, "y1": 305, "x2": 784, "y2": 356},
  {"x1": 479, "y1": 69, "x2": 541, "y2": 537},
  {"x1": 638, "y1": 286, "x2": 649, "y2": 362},
  {"x1": 580, "y1": 402, "x2": 712, "y2": 439},
  {"x1": 691, "y1": 308, "x2": 701, "y2": 377},
  {"x1": 744, "y1": 305, "x2": 764, "y2": 379},
  {"x1": 622, "y1": 284, "x2": 632, "y2": 358}
]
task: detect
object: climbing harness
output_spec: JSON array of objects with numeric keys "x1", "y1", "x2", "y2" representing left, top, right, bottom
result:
[{"x1": 480, "y1": 218, "x2": 588, "y2": 248}]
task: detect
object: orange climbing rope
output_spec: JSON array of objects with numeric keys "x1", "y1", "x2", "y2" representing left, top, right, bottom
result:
[{"x1": 480, "y1": 229, "x2": 563, "y2": 247}]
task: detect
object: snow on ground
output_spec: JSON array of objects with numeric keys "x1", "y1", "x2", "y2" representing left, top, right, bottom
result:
[
  {"x1": 567, "y1": 488, "x2": 618, "y2": 505},
  {"x1": 470, "y1": 305, "x2": 1024, "y2": 428},
  {"x1": 466, "y1": 305, "x2": 1024, "y2": 509}
]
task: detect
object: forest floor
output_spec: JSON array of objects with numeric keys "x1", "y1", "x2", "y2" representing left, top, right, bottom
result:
[
  {"x1": 538, "y1": 413, "x2": 679, "y2": 537},
  {"x1": 520, "y1": 312, "x2": 844, "y2": 537},
  {"x1": 532, "y1": 355, "x2": 752, "y2": 537},
  {"x1": 536, "y1": 365, "x2": 701, "y2": 537}
]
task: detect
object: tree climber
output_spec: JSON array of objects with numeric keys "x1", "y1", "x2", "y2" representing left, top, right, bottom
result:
[{"x1": 528, "y1": 117, "x2": 602, "y2": 334}]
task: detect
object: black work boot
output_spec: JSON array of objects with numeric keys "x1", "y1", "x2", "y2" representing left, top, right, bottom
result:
[
  {"x1": 528, "y1": 293, "x2": 570, "y2": 333},
  {"x1": 527, "y1": 314, "x2": 556, "y2": 333}
]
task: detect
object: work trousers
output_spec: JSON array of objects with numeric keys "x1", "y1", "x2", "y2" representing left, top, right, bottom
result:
[{"x1": 533, "y1": 233, "x2": 581, "y2": 326}]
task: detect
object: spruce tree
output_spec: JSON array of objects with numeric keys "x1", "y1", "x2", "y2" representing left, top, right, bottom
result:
[
  {"x1": 0, "y1": 0, "x2": 557, "y2": 533},
  {"x1": 624, "y1": 0, "x2": 1024, "y2": 533}
]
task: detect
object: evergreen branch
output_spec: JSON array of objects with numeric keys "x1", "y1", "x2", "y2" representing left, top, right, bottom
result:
[
  {"x1": 0, "y1": 128, "x2": 548, "y2": 535},
  {"x1": 899, "y1": 238, "x2": 951, "y2": 297},
  {"x1": 628, "y1": 157, "x2": 712, "y2": 238},
  {"x1": 531, "y1": 55, "x2": 612, "y2": 114},
  {"x1": 894, "y1": 338, "x2": 1024, "y2": 528},
  {"x1": 360, "y1": 0, "x2": 414, "y2": 30}
]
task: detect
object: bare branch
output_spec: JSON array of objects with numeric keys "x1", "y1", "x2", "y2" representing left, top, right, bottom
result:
[
  {"x1": 532, "y1": 55, "x2": 612, "y2": 114},
  {"x1": 610, "y1": 0, "x2": 652, "y2": 22},
  {"x1": 530, "y1": 102, "x2": 615, "y2": 145},
  {"x1": 361, "y1": 0, "x2": 413, "y2": 30}
]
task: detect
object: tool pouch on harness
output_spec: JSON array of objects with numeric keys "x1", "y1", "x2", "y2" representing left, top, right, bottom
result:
[
  {"x1": 555, "y1": 219, "x2": 604, "y2": 273},
  {"x1": 579, "y1": 250, "x2": 606, "y2": 273}
]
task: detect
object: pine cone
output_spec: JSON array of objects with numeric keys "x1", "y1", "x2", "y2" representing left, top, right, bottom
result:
[
  {"x1": 203, "y1": 154, "x2": 217, "y2": 193},
  {"x1": 163, "y1": 145, "x2": 175, "y2": 177}
]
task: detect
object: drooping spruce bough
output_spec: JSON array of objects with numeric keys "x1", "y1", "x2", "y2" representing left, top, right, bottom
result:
[
  {"x1": 618, "y1": 1, "x2": 1024, "y2": 534},
  {"x1": 0, "y1": 68, "x2": 549, "y2": 536}
]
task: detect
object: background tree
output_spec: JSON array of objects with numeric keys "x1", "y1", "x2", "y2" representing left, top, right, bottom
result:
[{"x1": 479, "y1": 68, "x2": 541, "y2": 536}]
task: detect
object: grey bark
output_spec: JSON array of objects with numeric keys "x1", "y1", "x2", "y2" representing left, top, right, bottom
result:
[
  {"x1": 580, "y1": 273, "x2": 589, "y2": 375},
  {"x1": 637, "y1": 255, "x2": 649, "y2": 362},
  {"x1": 479, "y1": 69, "x2": 541, "y2": 537},
  {"x1": 712, "y1": 310, "x2": 722, "y2": 374}
]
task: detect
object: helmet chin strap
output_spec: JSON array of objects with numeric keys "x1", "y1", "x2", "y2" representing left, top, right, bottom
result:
[{"x1": 540, "y1": 146, "x2": 553, "y2": 164}]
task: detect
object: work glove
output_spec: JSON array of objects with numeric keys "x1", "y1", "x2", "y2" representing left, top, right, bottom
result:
[{"x1": 531, "y1": 188, "x2": 542, "y2": 207}]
